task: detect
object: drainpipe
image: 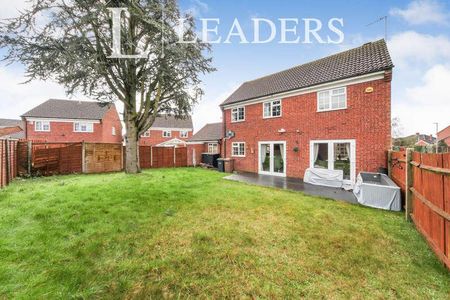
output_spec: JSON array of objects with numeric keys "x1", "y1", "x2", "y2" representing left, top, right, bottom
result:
[{"x1": 222, "y1": 107, "x2": 227, "y2": 157}]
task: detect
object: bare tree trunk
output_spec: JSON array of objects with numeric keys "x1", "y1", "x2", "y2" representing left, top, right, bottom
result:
[{"x1": 124, "y1": 106, "x2": 141, "y2": 174}]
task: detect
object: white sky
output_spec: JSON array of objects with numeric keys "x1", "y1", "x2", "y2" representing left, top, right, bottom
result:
[{"x1": 0, "y1": 0, "x2": 449, "y2": 137}]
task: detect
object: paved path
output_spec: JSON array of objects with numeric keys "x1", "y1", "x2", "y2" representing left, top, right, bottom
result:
[{"x1": 225, "y1": 172, "x2": 358, "y2": 204}]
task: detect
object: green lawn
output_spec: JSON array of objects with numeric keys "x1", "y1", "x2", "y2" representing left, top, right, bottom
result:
[{"x1": 0, "y1": 168, "x2": 448, "y2": 299}]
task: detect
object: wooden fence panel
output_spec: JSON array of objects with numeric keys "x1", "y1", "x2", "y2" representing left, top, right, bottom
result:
[
  {"x1": 152, "y1": 147, "x2": 174, "y2": 168},
  {"x1": 410, "y1": 152, "x2": 449, "y2": 269},
  {"x1": 85, "y1": 143, "x2": 122, "y2": 174},
  {"x1": 175, "y1": 148, "x2": 187, "y2": 167},
  {"x1": 389, "y1": 150, "x2": 449, "y2": 269},
  {"x1": 390, "y1": 150, "x2": 406, "y2": 195},
  {"x1": 0, "y1": 140, "x2": 18, "y2": 189},
  {"x1": 17, "y1": 142, "x2": 28, "y2": 175},
  {"x1": 135, "y1": 146, "x2": 188, "y2": 169},
  {"x1": 420, "y1": 154, "x2": 445, "y2": 255},
  {"x1": 0, "y1": 140, "x2": 6, "y2": 188},
  {"x1": 16, "y1": 143, "x2": 188, "y2": 178},
  {"x1": 139, "y1": 146, "x2": 152, "y2": 169},
  {"x1": 59, "y1": 144, "x2": 83, "y2": 174},
  {"x1": 31, "y1": 143, "x2": 82, "y2": 176},
  {"x1": 444, "y1": 153, "x2": 450, "y2": 260}
]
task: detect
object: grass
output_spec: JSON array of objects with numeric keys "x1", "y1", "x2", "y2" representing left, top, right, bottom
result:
[{"x1": 0, "y1": 168, "x2": 448, "y2": 299}]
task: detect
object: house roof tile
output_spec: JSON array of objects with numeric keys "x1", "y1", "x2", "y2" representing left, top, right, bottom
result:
[
  {"x1": 221, "y1": 39, "x2": 393, "y2": 106},
  {"x1": 188, "y1": 123, "x2": 223, "y2": 142},
  {"x1": 22, "y1": 99, "x2": 113, "y2": 120},
  {"x1": 151, "y1": 115, "x2": 193, "y2": 130}
]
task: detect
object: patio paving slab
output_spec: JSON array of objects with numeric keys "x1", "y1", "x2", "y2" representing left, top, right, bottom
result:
[{"x1": 225, "y1": 172, "x2": 358, "y2": 204}]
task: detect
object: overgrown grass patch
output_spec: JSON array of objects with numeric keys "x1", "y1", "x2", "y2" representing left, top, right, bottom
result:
[{"x1": 0, "y1": 168, "x2": 448, "y2": 298}]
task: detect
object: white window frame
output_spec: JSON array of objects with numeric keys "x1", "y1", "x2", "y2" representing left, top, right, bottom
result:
[
  {"x1": 112, "y1": 127, "x2": 116, "y2": 136},
  {"x1": 73, "y1": 122, "x2": 94, "y2": 133},
  {"x1": 258, "y1": 141, "x2": 287, "y2": 177},
  {"x1": 263, "y1": 99, "x2": 282, "y2": 118},
  {"x1": 317, "y1": 87, "x2": 347, "y2": 112},
  {"x1": 231, "y1": 142, "x2": 245, "y2": 157},
  {"x1": 34, "y1": 120, "x2": 51, "y2": 132},
  {"x1": 231, "y1": 106, "x2": 245, "y2": 123},
  {"x1": 162, "y1": 130, "x2": 172, "y2": 138},
  {"x1": 180, "y1": 130, "x2": 189, "y2": 138},
  {"x1": 141, "y1": 130, "x2": 151, "y2": 137},
  {"x1": 309, "y1": 139, "x2": 356, "y2": 183},
  {"x1": 208, "y1": 143, "x2": 219, "y2": 154}
]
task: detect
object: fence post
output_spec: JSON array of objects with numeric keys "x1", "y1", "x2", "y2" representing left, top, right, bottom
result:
[
  {"x1": 27, "y1": 140, "x2": 32, "y2": 175},
  {"x1": 173, "y1": 147, "x2": 176, "y2": 167},
  {"x1": 387, "y1": 150, "x2": 392, "y2": 178},
  {"x1": 5, "y1": 139, "x2": 10, "y2": 185},
  {"x1": 150, "y1": 146, "x2": 153, "y2": 167},
  {"x1": 120, "y1": 143, "x2": 124, "y2": 171},
  {"x1": 193, "y1": 148, "x2": 197, "y2": 167},
  {"x1": 0, "y1": 140, "x2": 3, "y2": 188},
  {"x1": 405, "y1": 148, "x2": 414, "y2": 221},
  {"x1": 82, "y1": 142, "x2": 86, "y2": 173}
]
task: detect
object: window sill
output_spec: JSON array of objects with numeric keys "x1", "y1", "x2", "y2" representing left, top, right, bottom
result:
[
  {"x1": 231, "y1": 120, "x2": 245, "y2": 123},
  {"x1": 263, "y1": 115, "x2": 282, "y2": 119},
  {"x1": 231, "y1": 155, "x2": 245, "y2": 158},
  {"x1": 317, "y1": 107, "x2": 347, "y2": 113}
]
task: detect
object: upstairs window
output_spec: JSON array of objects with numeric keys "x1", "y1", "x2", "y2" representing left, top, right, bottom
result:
[
  {"x1": 317, "y1": 87, "x2": 347, "y2": 112},
  {"x1": 162, "y1": 130, "x2": 171, "y2": 138},
  {"x1": 232, "y1": 142, "x2": 245, "y2": 157},
  {"x1": 35, "y1": 121, "x2": 50, "y2": 132},
  {"x1": 112, "y1": 127, "x2": 116, "y2": 136},
  {"x1": 231, "y1": 107, "x2": 245, "y2": 122},
  {"x1": 263, "y1": 100, "x2": 282, "y2": 118},
  {"x1": 74, "y1": 122, "x2": 94, "y2": 133},
  {"x1": 180, "y1": 131, "x2": 189, "y2": 138},
  {"x1": 141, "y1": 130, "x2": 151, "y2": 137}
]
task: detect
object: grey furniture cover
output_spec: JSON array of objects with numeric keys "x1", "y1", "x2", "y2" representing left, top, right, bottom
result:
[
  {"x1": 304, "y1": 168, "x2": 343, "y2": 188},
  {"x1": 353, "y1": 173, "x2": 402, "y2": 211}
]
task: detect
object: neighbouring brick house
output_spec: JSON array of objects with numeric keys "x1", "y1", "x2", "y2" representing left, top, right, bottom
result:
[
  {"x1": 220, "y1": 39, "x2": 394, "y2": 185},
  {"x1": 394, "y1": 133, "x2": 437, "y2": 147},
  {"x1": 21, "y1": 99, "x2": 122, "y2": 143},
  {"x1": 187, "y1": 122, "x2": 223, "y2": 166},
  {"x1": 0, "y1": 119, "x2": 25, "y2": 139},
  {"x1": 414, "y1": 134, "x2": 436, "y2": 147},
  {"x1": 140, "y1": 115, "x2": 193, "y2": 147},
  {"x1": 438, "y1": 125, "x2": 450, "y2": 146}
]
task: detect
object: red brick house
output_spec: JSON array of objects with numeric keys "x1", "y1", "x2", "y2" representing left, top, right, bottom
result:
[
  {"x1": 220, "y1": 40, "x2": 394, "y2": 185},
  {"x1": 187, "y1": 122, "x2": 223, "y2": 166},
  {"x1": 140, "y1": 115, "x2": 193, "y2": 147},
  {"x1": 21, "y1": 99, "x2": 122, "y2": 143},
  {"x1": 438, "y1": 125, "x2": 450, "y2": 146},
  {"x1": 414, "y1": 133, "x2": 436, "y2": 147}
]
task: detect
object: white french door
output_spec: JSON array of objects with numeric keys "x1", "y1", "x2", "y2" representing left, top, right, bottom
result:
[
  {"x1": 309, "y1": 139, "x2": 356, "y2": 183},
  {"x1": 258, "y1": 141, "x2": 286, "y2": 177}
]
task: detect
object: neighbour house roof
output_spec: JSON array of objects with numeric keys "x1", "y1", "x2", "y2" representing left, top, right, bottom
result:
[
  {"x1": 395, "y1": 133, "x2": 436, "y2": 147},
  {"x1": 188, "y1": 123, "x2": 223, "y2": 142},
  {"x1": 415, "y1": 134, "x2": 436, "y2": 145},
  {"x1": 221, "y1": 39, "x2": 394, "y2": 106},
  {"x1": 151, "y1": 115, "x2": 193, "y2": 130},
  {"x1": 22, "y1": 99, "x2": 113, "y2": 120},
  {"x1": 0, "y1": 118, "x2": 23, "y2": 128},
  {"x1": 0, "y1": 126, "x2": 25, "y2": 139},
  {"x1": 0, "y1": 119, "x2": 25, "y2": 139}
]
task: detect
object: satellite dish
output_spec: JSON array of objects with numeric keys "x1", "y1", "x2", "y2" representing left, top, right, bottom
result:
[{"x1": 226, "y1": 130, "x2": 235, "y2": 138}]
